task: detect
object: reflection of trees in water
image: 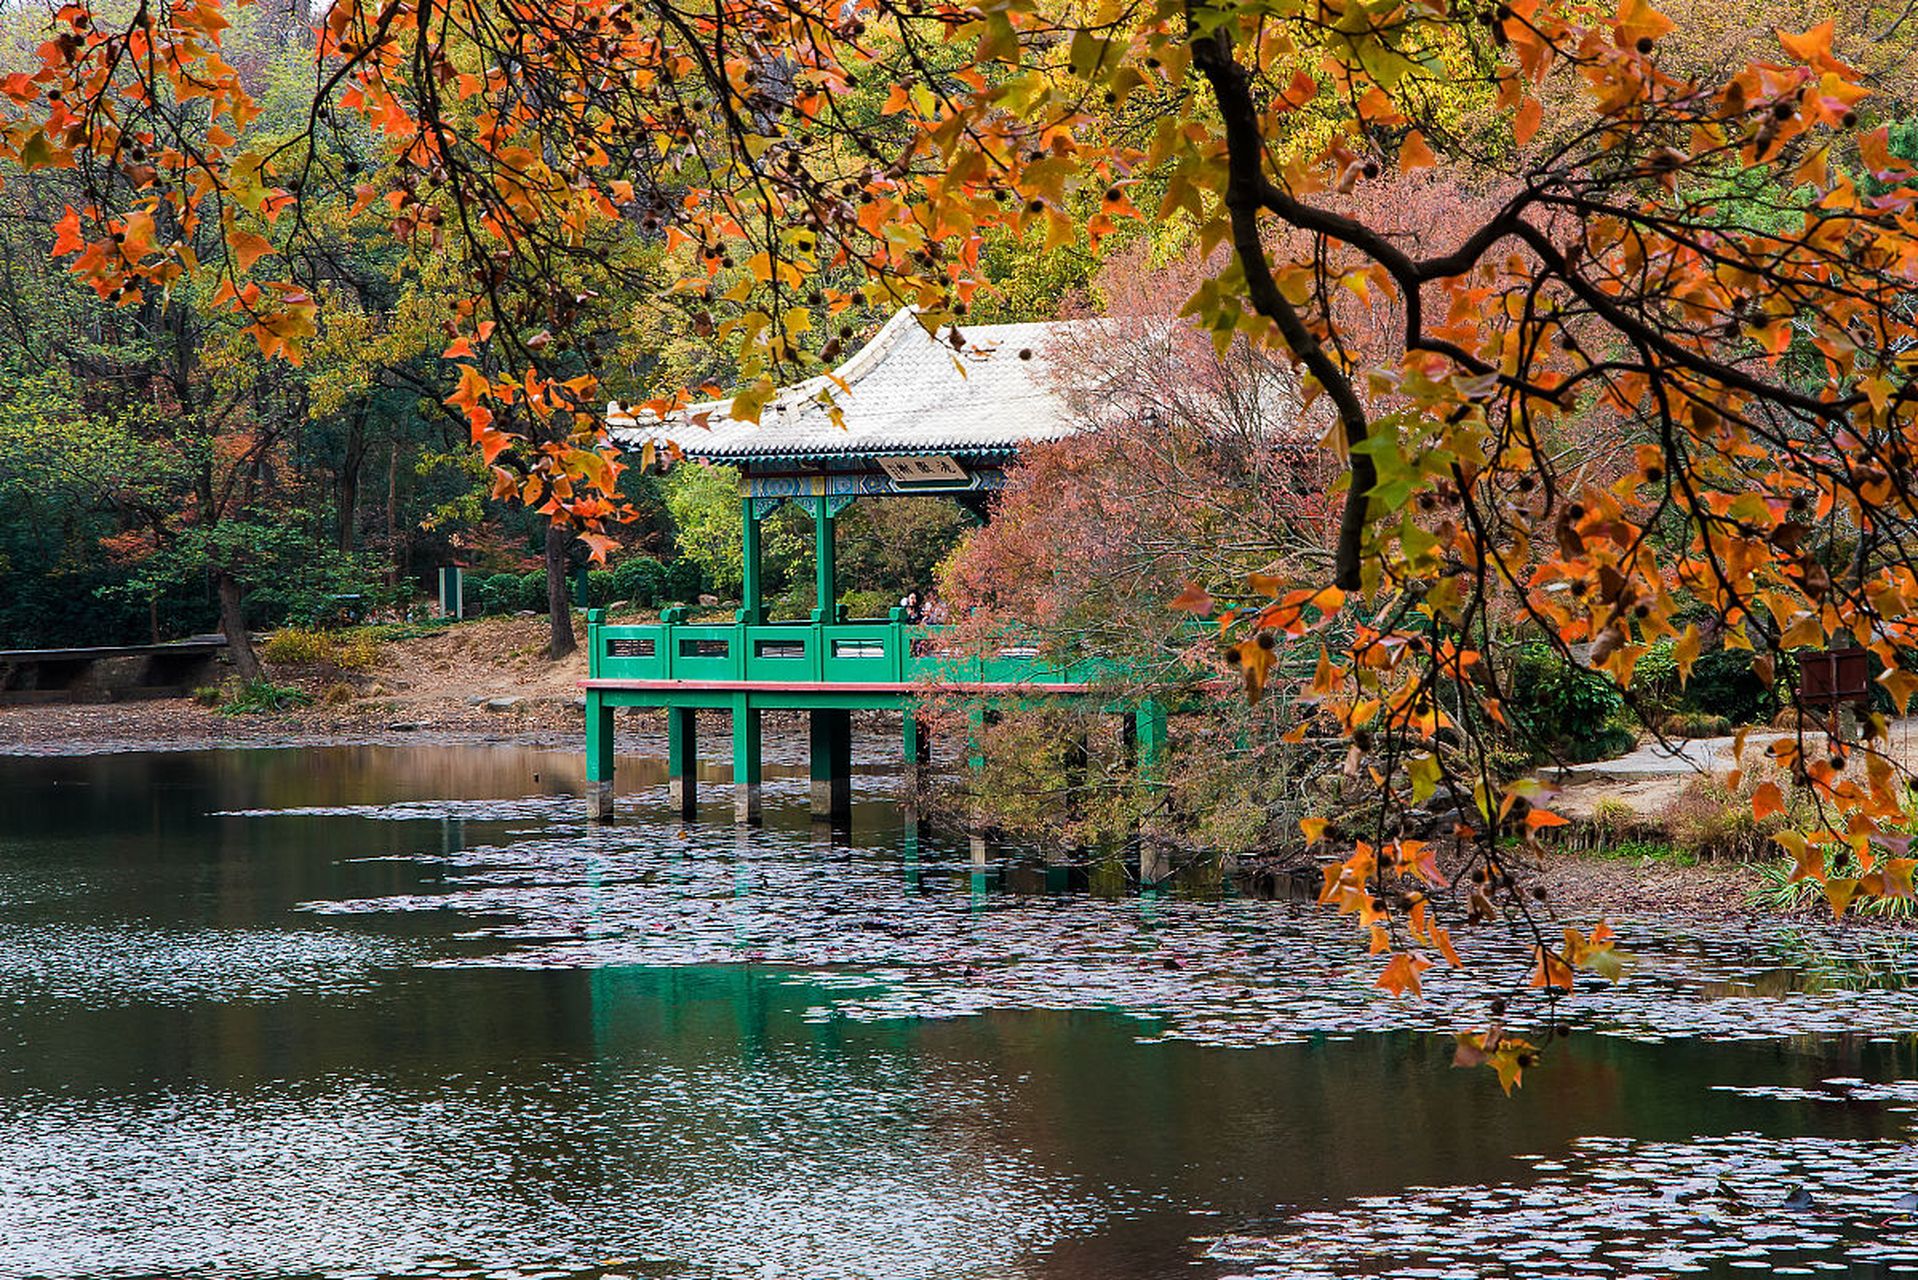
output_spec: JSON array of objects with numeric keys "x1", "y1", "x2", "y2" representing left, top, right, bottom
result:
[{"x1": 1755, "y1": 930, "x2": 1918, "y2": 994}]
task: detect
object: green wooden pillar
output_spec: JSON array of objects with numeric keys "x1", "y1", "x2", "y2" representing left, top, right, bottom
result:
[
  {"x1": 810, "y1": 707, "x2": 852, "y2": 827},
  {"x1": 966, "y1": 704, "x2": 988, "y2": 868},
  {"x1": 810, "y1": 495, "x2": 837, "y2": 623},
  {"x1": 732, "y1": 694, "x2": 762, "y2": 825},
  {"x1": 667, "y1": 705, "x2": 697, "y2": 821},
  {"x1": 1136, "y1": 699, "x2": 1167, "y2": 777},
  {"x1": 902, "y1": 707, "x2": 931, "y2": 792},
  {"x1": 1135, "y1": 699, "x2": 1170, "y2": 885},
  {"x1": 585, "y1": 690, "x2": 615, "y2": 822},
  {"x1": 902, "y1": 707, "x2": 931, "y2": 849},
  {"x1": 738, "y1": 497, "x2": 765, "y2": 624}
]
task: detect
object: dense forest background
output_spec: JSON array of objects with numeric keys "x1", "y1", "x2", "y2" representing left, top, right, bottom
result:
[{"x1": 0, "y1": 2, "x2": 1072, "y2": 651}]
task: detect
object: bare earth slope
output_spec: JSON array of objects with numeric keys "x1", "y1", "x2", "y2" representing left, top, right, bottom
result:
[{"x1": 0, "y1": 616, "x2": 587, "y2": 755}]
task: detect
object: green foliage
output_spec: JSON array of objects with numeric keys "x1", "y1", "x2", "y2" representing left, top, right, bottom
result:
[
  {"x1": 610, "y1": 555, "x2": 667, "y2": 605},
  {"x1": 1506, "y1": 643, "x2": 1636, "y2": 764},
  {"x1": 101, "y1": 515, "x2": 399, "y2": 634},
  {"x1": 1681, "y1": 649, "x2": 1778, "y2": 726},
  {"x1": 1751, "y1": 857, "x2": 1918, "y2": 922},
  {"x1": 1633, "y1": 637, "x2": 1782, "y2": 728},
  {"x1": 217, "y1": 679, "x2": 315, "y2": 715},
  {"x1": 1593, "y1": 838, "x2": 1698, "y2": 868},
  {"x1": 662, "y1": 464, "x2": 746, "y2": 595},
  {"x1": 662, "y1": 558, "x2": 702, "y2": 603},
  {"x1": 471, "y1": 572, "x2": 524, "y2": 615},
  {"x1": 835, "y1": 499, "x2": 969, "y2": 597},
  {"x1": 839, "y1": 588, "x2": 894, "y2": 619},
  {"x1": 518, "y1": 571, "x2": 548, "y2": 612}
]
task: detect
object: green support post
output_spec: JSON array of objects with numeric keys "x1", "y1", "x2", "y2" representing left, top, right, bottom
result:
[
  {"x1": 667, "y1": 705, "x2": 698, "y2": 821},
  {"x1": 732, "y1": 694, "x2": 762, "y2": 825},
  {"x1": 810, "y1": 495, "x2": 837, "y2": 623},
  {"x1": 1135, "y1": 699, "x2": 1170, "y2": 885},
  {"x1": 966, "y1": 704, "x2": 988, "y2": 868},
  {"x1": 585, "y1": 689, "x2": 615, "y2": 821},
  {"x1": 902, "y1": 707, "x2": 930, "y2": 792},
  {"x1": 738, "y1": 497, "x2": 764, "y2": 624},
  {"x1": 810, "y1": 707, "x2": 852, "y2": 828}
]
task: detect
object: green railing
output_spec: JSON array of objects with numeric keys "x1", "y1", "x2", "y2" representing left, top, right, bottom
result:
[{"x1": 586, "y1": 608, "x2": 1089, "y2": 687}]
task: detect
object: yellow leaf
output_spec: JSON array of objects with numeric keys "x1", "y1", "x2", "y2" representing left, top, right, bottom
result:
[
  {"x1": 1673, "y1": 625, "x2": 1700, "y2": 685},
  {"x1": 1880, "y1": 667, "x2": 1918, "y2": 715},
  {"x1": 1777, "y1": 831, "x2": 1826, "y2": 884}
]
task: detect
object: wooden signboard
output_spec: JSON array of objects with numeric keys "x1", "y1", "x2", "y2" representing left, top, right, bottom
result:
[{"x1": 1798, "y1": 646, "x2": 1870, "y2": 708}]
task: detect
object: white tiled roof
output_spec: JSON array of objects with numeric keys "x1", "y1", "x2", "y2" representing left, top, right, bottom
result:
[{"x1": 605, "y1": 307, "x2": 1095, "y2": 462}]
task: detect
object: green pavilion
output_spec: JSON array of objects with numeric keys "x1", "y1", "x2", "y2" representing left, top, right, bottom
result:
[{"x1": 584, "y1": 307, "x2": 1165, "y2": 827}]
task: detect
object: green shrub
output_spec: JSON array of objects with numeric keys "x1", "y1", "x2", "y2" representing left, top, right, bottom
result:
[
  {"x1": 1633, "y1": 638, "x2": 1679, "y2": 704},
  {"x1": 190, "y1": 685, "x2": 222, "y2": 707},
  {"x1": 1682, "y1": 648, "x2": 1779, "y2": 726},
  {"x1": 1630, "y1": 637, "x2": 1785, "y2": 728},
  {"x1": 611, "y1": 555, "x2": 667, "y2": 605},
  {"x1": 518, "y1": 570, "x2": 547, "y2": 612},
  {"x1": 663, "y1": 559, "x2": 702, "y2": 603},
  {"x1": 1505, "y1": 643, "x2": 1636, "y2": 764},
  {"x1": 218, "y1": 679, "x2": 314, "y2": 715},
  {"x1": 471, "y1": 572, "x2": 519, "y2": 615}
]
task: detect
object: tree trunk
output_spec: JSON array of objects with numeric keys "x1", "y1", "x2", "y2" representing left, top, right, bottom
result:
[
  {"x1": 337, "y1": 440, "x2": 362, "y2": 553},
  {"x1": 545, "y1": 524, "x2": 577, "y2": 660},
  {"x1": 385, "y1": 440, "x2": 400, "y2": 590},
  {"x1": 216, "y1": 570, "x2": 263, "y2": 683}
]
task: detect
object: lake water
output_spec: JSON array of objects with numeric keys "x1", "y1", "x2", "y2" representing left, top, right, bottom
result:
[{"x1": 3, "y1": 742, "x2": 1918, "y2": 1280}]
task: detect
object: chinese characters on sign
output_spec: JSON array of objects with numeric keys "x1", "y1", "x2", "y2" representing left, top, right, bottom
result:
[{"x1": 877, "y1": 455, "x2": 969, "y2": 485}]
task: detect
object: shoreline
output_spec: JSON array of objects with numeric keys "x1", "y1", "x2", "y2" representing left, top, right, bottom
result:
[
  {"x1": 0, "y1": 698, "x2": 587, "y2": 758},
  {"x1": 0, "y1": 695, "x2": 1776, "y2": 925}
]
